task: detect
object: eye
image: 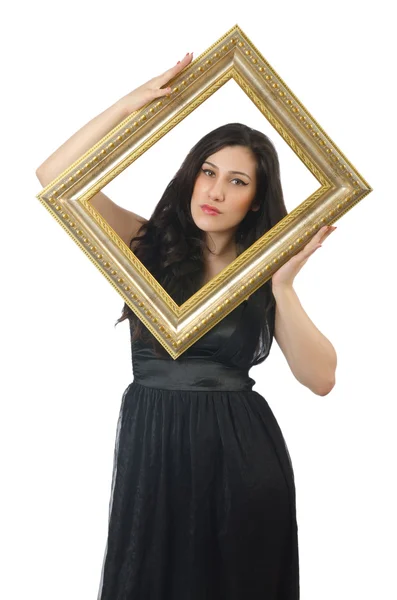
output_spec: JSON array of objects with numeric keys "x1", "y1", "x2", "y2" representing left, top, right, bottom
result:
[{"x1": 202, "y1": 169, "x2": 248, "y2": 186}]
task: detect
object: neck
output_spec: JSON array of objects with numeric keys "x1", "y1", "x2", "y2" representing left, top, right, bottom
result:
[{"x1": 203, "y1": 231, "x2": 237, "y2": 261}]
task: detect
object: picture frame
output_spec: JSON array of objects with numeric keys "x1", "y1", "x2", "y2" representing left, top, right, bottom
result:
[{"x1": 36, "y1": 24, "x2": 372, "y2": 358}]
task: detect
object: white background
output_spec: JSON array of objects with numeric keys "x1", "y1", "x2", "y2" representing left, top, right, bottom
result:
[{"x1": 2, "y1": 1, "x2": 396, "y2": 598}]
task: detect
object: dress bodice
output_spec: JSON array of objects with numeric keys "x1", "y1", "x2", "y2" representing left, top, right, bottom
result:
[{"x1": 129, "y1": 294, "x2": 276, "y2": 392}]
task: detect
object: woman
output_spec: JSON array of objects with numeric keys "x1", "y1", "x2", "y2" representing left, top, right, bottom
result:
[{"x1": 36, "y1": 52, "x2": 337, "y2": 600}]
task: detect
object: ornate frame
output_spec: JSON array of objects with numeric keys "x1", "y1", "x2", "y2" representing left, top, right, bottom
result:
[{"x1": 36, "y1": 24, "x2": 372, "y2": 358}]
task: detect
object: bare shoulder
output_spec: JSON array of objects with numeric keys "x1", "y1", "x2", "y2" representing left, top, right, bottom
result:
[{"x1": 90, "y1": 191, "x2": 148, "y2": 246}]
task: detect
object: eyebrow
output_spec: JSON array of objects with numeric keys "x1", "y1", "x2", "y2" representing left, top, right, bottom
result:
[{"x1": 203, "y1": 160, "x2": 252, "y2": 181}]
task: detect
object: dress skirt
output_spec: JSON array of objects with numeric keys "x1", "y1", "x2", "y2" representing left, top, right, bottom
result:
[{"x1": 96, "y1": 374, "x2": 299, "y2": 600}]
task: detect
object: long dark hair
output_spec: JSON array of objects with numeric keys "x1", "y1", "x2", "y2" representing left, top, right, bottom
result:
[{"x1": 115, "y1": 122, "x2": 288, "y2": 358}]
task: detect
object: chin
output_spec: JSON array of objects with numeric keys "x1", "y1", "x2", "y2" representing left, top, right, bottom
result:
[
  {"x1": 191, "y1": 210, "x2": 211, "y2": 231},
  {"x1": 192, "y1": 220, "x2": 217, "y2": 233}
]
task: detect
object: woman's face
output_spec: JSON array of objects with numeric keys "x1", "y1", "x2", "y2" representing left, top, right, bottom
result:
[{"x1": 190, "y1": 145, "x2": 259, "y2": 237}]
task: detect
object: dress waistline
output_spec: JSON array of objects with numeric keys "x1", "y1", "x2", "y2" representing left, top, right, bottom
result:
[{"x1": 133, "y1": 358, "x2": 255, "y2": 392}]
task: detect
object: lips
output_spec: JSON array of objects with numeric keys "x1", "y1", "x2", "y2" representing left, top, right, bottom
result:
[{"x1": 200, "y1": 204, "x2": 221, "y2": 215}]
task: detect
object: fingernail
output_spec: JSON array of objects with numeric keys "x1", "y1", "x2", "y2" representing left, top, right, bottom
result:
[{"x1": 177, "y1": 61, "x2": 180, "y2": 64}]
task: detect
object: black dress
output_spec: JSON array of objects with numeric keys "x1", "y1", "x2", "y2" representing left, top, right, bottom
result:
[{"x1": 97, "y1": 294, "x2": 299, "y2": 599}]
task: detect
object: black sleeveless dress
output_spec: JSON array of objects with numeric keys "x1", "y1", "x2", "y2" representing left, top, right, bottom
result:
[{"x1": 97, "y1": 294, "x2": 299, "y2": 599}]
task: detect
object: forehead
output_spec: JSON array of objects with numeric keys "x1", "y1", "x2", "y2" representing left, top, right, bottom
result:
[{"x1": 204, "y1": 145, "x2": 256, "y2": 173}]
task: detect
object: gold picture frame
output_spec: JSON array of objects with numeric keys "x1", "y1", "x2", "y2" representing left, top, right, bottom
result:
[{"x1": 36, "y1": 24, "x2": 372, "y2": 359}]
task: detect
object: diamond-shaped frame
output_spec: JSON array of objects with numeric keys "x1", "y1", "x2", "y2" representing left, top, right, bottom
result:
[{"x1": 36, "y1": 24, "x2": 372, "y2": 359}]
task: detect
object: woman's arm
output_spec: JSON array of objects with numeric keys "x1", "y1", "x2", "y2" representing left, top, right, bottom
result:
[
  {"x1": 35, "y1": 53, "x2": 193, "y2": 180},
  {"x1": 35, "y1": 53, "x2": 193, "y2": 245},
  {"x1": 273, "y1": 284, "x2": 337, "y2": 396}
]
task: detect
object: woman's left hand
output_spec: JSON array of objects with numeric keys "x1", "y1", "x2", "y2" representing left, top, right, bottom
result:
[{"x1": 272, "y1": 225, "x2": 337, "y2": 289}]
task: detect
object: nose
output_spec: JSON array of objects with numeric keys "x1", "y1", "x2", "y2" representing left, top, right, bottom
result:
[{"x1": 208, "y1": 179, "x2": 225, "y2": 202}]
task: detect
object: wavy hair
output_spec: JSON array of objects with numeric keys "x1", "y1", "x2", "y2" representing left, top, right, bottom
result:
[{"x1": 115, "y1": 122, "x2": 288, "y2": 358}]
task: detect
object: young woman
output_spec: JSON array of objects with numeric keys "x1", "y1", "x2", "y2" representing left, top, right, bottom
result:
[{"x1": 36, "y1": 52, "x2": 337, "y2": 600}]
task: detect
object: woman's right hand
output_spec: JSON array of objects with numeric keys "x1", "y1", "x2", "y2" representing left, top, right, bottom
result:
[{"x1": 119, "y1": 52, "x2": 194, "y2": 116}]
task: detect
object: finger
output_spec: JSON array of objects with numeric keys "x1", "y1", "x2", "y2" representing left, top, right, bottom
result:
[
  {"x1": 155, "y1": 53, "x2": 193, "y2": 85},
  {"x1": 319, "y1": 225, "x2": 336, "y2": 240},
  {"x1": 300, "y1": 242, "x2": 321, "y2": 259},
  {"x1": 307, "y1": 226, "x2": 334, "y2": 248},
  {"x1": 299, "y1": 227, "x2": 326, "y2": 253},
  {"x1": 151, "y1": 87, "x2": 172, "y2": 98},
  {"x1": 312, "y1": 226, "x2": 328, "y2": 241}
]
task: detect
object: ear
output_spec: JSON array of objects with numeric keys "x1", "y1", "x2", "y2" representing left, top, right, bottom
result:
[{"x1": 251, "y1": 203, "x2": 260, "y2": 212}]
